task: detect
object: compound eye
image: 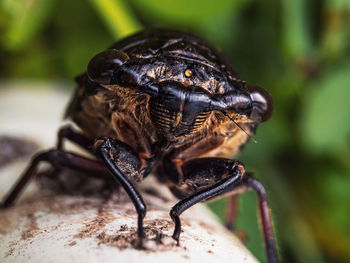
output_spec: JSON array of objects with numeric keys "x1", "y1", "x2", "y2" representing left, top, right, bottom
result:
[
  {"x1": 87, "y1": 49, "x2": 129, "y2": 84},
  {"x1": 246, "y1": 84, "x2": 274, "y2": 122}
]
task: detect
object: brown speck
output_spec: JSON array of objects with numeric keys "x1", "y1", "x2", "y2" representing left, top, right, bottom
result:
[
  {"x1": 5, "y1": 247, "x2": 15, "y2": 257},
  {"x1": 199, "y1": 221, "x2": 215, "y2": 232},
  {"x1": 68, "y1": 241, "x2": 77, "y2": 246},
  {"x1": 97, "y1": 232, "x2": 106, "y2": 240},
  {"x1": 119, "y1": 224, "x2": 128, "y2": 231},
  {"x1": 21, "y1": 213, "x2": 40, "y2": 240},
  {"x1": 183, "y1": 221, "x2": 191, "y2": 227},
  {"x1": 207, "y1": 250, "x2": 214, "y2": 254}
]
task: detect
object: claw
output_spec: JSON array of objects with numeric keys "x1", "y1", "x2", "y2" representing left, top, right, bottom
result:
[{"x1": 172, "y1": 234, "x2": 180, "y2": 246}]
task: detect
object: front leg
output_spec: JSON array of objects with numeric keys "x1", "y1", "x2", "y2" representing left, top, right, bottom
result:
[
  {"x1": 94, "y1": 138, "x2": 148, "y2": 246},
  {"x1": 169, "y1": 158, "x2": 245, "y2": 241},
  {"x1": 168, "y1": 158, "x2": 279, "y2": 263}
]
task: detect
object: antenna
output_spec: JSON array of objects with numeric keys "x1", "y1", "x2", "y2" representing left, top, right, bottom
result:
[{"x1": 222, "y1": 111, "x2": 258, "y2": 144}]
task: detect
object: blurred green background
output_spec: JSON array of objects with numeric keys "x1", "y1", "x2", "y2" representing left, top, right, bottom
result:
[{"x1": 1, "y1": 0, "x2": 350, "y2": 262}]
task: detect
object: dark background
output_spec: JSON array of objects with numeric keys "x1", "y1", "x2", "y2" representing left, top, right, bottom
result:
[{"x1": 1, "y1": 0, "x2": 349, "y2": 262}]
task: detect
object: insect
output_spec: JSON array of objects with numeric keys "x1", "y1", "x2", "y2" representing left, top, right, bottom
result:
[{"x1": 1, "y1": 29, "x2": 278, "y2": 263}]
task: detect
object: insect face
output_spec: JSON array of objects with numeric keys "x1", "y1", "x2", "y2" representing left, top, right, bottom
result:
[{"x1": 87, "y1": 51, "x2": 271, "y2": 138}]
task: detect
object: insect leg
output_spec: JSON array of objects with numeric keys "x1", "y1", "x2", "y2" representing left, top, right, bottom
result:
[
  {"x1": 169, "y1": 158, "x2": 244, "y2": 243},
  {"x1": 94, "y1": 138, "x2": 146, "y2": 246},
  {"x1": 57, "y1": 125, "x2": 93, "y2": 151},
  {"x1": 47, "y1": 126, "x2": 95, "y2": 183},
  {"x1": 225, "y1": 195, "x2": 239, "y2": 230},
  {"x1": 168, "y1": 158, "x2": 279, "y2": 263},
  {"x1": 243, "y1": 173, "x2": 279, "y2": 263},
  {"x1": 225, "y1": 195, "x2": 249, "y2": 243},
  {"x1": 0, "y1": 150, "x2": 109, "y2": 208}
]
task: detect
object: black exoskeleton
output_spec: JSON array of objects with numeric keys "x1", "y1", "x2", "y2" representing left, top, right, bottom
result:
[{"x1": 1, "y1": 29, "x2": 278, "y2": 263}]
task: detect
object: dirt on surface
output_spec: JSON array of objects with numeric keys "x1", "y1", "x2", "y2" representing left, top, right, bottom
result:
[
  {"x1": 20, "y1": 213, "x2": 40, "y2": 240},
  {"x1": 1, "y1": 190, "x2": 179, "y2": 255},
  {"x1": 73, "y1": 200, "x2": 177, "y2": 251}
]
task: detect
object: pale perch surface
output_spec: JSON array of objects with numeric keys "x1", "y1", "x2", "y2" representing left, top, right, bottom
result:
[{"x1": 0, "y1": 84, "x2": 258, "y2": 263}]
